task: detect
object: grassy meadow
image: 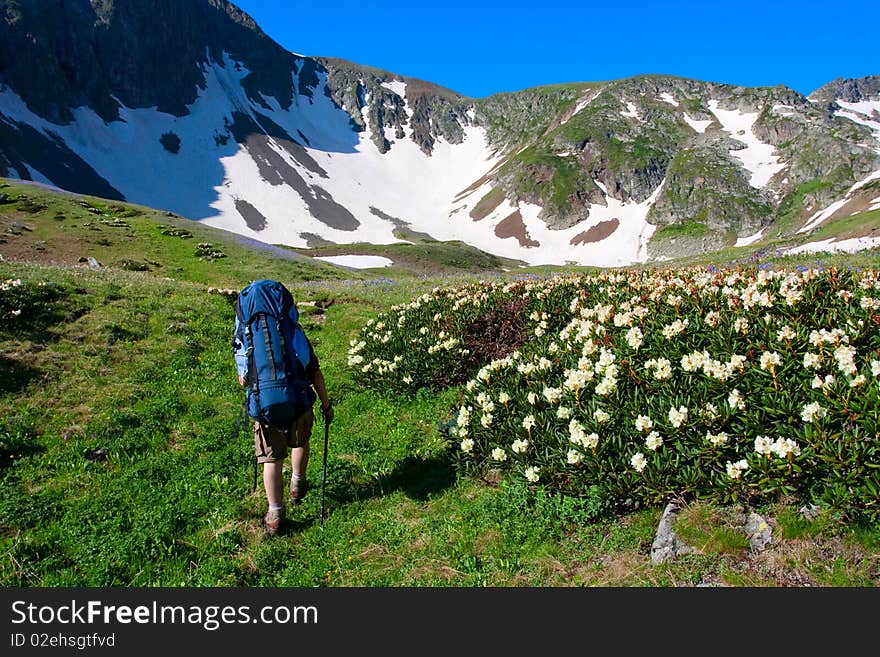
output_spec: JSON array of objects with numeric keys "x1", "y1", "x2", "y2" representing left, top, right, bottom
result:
[{"x1": 1, "y1": 178, "x2": 878, "y2": 587}]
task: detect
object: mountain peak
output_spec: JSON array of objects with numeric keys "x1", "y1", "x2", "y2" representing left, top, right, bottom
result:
[{"x1": 808, "y1": 75, "x2": 880, "y2": 103}]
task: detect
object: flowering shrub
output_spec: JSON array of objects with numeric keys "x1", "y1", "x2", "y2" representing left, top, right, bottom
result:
[
  {"x1": 0, "y1": 277, "x2": 80, "y2": 335},
  {"x1": 349, "y1": 283, "x2": 537, "y2": 392},
  {"x1": 351, "y1": 267, "x2": 880, "y2": 521}
]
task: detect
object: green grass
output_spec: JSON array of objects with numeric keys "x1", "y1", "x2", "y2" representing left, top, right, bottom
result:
[
  {"x1": 1, "y1": 181, "x2": 878, "y2": 587},
  {"x1": 281, "y1": 240, "x2": 524, "y2": 277},
  {"x1": 770, "y1": 177, "x2": 837, "y2": 238}
]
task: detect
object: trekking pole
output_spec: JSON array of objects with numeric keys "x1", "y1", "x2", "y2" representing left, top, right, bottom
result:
[
  {"x1": 231, "y1": 397, "x2": 255, "y2": 491},
  {"x1": 319, "y1": 406, "x2": 331, "y2": 528}
]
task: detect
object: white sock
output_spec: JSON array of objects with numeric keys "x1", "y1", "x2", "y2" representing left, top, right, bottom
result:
[
  {"x1": 269, "y1": 503, "x2": 284, "y2": 511},
  {"x1": 292, "y1": 473, "x2": 303, "y2": 480}
]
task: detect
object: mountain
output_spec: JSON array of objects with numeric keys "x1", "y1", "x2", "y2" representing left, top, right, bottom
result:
[{"x1": 1, "y1": 0, "x2": 879, "y2": 266}]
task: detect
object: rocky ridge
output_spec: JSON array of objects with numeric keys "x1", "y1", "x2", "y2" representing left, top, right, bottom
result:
[{"x1": 0, "y1": 0, "x2": 878, "y2": 263}]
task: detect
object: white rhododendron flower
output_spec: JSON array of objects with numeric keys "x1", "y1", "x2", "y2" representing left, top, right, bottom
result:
[
  {"x1": 701, "y1": 403, "x2": 719, "y2": 420},
  {"x1": 631, "y1": 452, "x2": 647, "y2": 473},
  {"x1": 776, "y1": 325, "x2": 796, "y2": 341},
  {"x1": 734, "y1": 317, "x2": 749, "y2": 334},
  {"x1": 498, "y1": 391, "x2": 510, "y2": 404},
  {"x1": 728, "y1": 389, "x2": 745, "y2": 411},
  {"x1": 646, "y1": 358, "x2": 673, "y2": 379},
  {"x1": 706, "y1": 431, "x2": 729, "y2": 447},
  {"x1": 595, "y1": 376, "x2": 617, "y2": 396},
  {"x1": 525, "y1": 466, "x2": 540, "y2": 482},
  {"x1": 522, "y1": 415, "x2": 536, "y2": 431},
  {"x1": 771, "y1": 437, "x2": 800, "y2": 458},
  {"x1": 583, "y1": 432, "x2": 599, "y2": 449},
  {"x1": 662, "y1": 318, "x2": 689, "y2": 339},
  {"x1": 754, "y1": 436, "x2": 774, "y2": 455},
  {"x1": 543, "y1": 387, "x2": 562, "y2": 404},
  {"x1": 511, "y1": 438, "x2": 529, "y2": 454},
  {"x1": 759, "y1": 351, "x2": 781, "y2": 371},
  {"x1": 635, "y1": 415, "x2": 654, "y2": 432},
  {"x1": 568, "y1": 419, "x2": 586, "y2": 444},
  {"x1": 460, "y1": 438, "x2": 474, "y2": 453},
  {"x1": 871, "y1": 360, "x2": 880, "y2": 377},
  {"x1": 490, "y1": 447, "x2": 507, "y2": 461},
  {"x1": 681, "y1": 351, "x2": 704, "y2": 372},
  {"x1": 704, "y1": 311, "x2": 721, "y2": 327},
  {"x1": 654, "y1": 358, "x2": 673, "y2": 379},
  {"x1": 803, "y1": 353, "x2": 821, "y2": 369},
  {"x1": 625, "y1": 326, "x2": 643, "y2": 350},
  {"x1": 594, "y1": 409, "x2": 610, "y2": 424},
  {"x1": 726, "y1": 459, "x2": 749, "y2": 480},
  {"x1": 567, "y1": 449, "x2": 582, "y2": 465},
  {"x1": 645, "y1": 431, "x2": 663, "y2": 451},
  {"x1": 801, "y1": 402, "x2": 827, "y2": 423},
  {"x1": 833, "y1": 345, "x2": 857, "y2": 376},
  {"x1": 480, "y1": 413, "x2": 493, "y2": 428},
  {"x1": 668, "y1": 405, "x2": 689, "y2": 428},
  {"x1": 557, "y1": 406, "x2": 572, "y2": 420}
]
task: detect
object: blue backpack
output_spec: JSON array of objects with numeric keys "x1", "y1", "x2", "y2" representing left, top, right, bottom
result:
[{"x1": 234, "y1": 280, "x2": 317, "y2": 428}]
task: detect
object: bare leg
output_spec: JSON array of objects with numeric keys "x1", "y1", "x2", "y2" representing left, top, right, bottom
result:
[
  {"x1": 262, "y1": 460, "x2": 284, "y2": 506},
  {"x1": 291, "y1": 443, "x2": 310, "y2": 479}
]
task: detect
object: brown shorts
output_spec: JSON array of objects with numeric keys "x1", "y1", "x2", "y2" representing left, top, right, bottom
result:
[{"x1": 254, "y1": 407, "x2": 315, "y2": 464}]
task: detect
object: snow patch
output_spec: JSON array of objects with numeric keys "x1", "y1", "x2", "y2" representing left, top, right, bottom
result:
[
  {"x1": 735, "y1": 227, "x2": 766, "y2": 247},
  {"x1": 380, "y1": 80, "x2": 407, "y2": 98},
  {"x1": 444, "y1": 178, "x2": 664, "y2": 266},
  {"x1": 707, "y1": 99, "x2": 786, "y2": 188},
  {"x1": 783, "y1": 236, "x2": 880, "y2": 256},
  {"x1": 772, "y1": 104, "x2": 797, "y2": 118},
  {"x1": 683, "y1": 113, "x2": 712, "y2": 133},
  {"x1": 837, "y1": 99, "x2": 880, "y2": 118},
  {"x1": 621, "y1": 101, "x2": 642, "y2": 122},
  {"x1": 835, "y1": 100, "x2": 880, "y2": 146},
  {"x1": 659, "y1": 92, "x2": 679, "y2": 107},
  {"x1": 314, "y1": 254, "x2": 393, "y2": 268}
]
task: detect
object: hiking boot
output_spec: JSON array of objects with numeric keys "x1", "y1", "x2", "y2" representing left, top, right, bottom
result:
[
  {"x1": 264, "y1": 507, "x2": 285, "y2": 536},
  {"x1": 290, "y1": 477, "x2": 308, "y2": 505}
]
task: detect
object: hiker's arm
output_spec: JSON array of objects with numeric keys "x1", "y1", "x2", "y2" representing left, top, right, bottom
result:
[{"x1": 312, "y1": 368, "x2": 333, "y2": 423}]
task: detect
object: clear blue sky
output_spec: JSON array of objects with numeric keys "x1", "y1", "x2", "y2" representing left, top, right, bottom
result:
[{"x1": 232, "y1": 0, "x2": 878, "y2": 98}]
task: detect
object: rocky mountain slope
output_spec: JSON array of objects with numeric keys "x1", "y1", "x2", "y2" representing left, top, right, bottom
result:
[{"x1": 1, "y1": 0, "x2": 878, "y2": 266}]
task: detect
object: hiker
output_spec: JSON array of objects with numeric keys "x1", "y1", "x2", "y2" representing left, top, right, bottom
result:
[{"x1": 233, "y1": 280, "x2": 334, "y2": 536}]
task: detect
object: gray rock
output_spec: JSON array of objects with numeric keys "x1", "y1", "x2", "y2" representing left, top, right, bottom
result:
[
  {"x1": 744, "y1": 512, "x2": 773, "y2": 553},
  {"x1": 87, "y1": 257, "x2": 102, "y2": 269},
  {"x1": 651, "y1": 501, "x2": 698, "y2": 564},
  {"x1": 799, "y1": 504, "x2": 821, "y2": 521}
]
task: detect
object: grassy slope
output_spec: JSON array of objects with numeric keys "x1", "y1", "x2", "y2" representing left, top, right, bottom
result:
[{"x1": 1, "y1": 180, "x2": 878, "y2": 587}]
